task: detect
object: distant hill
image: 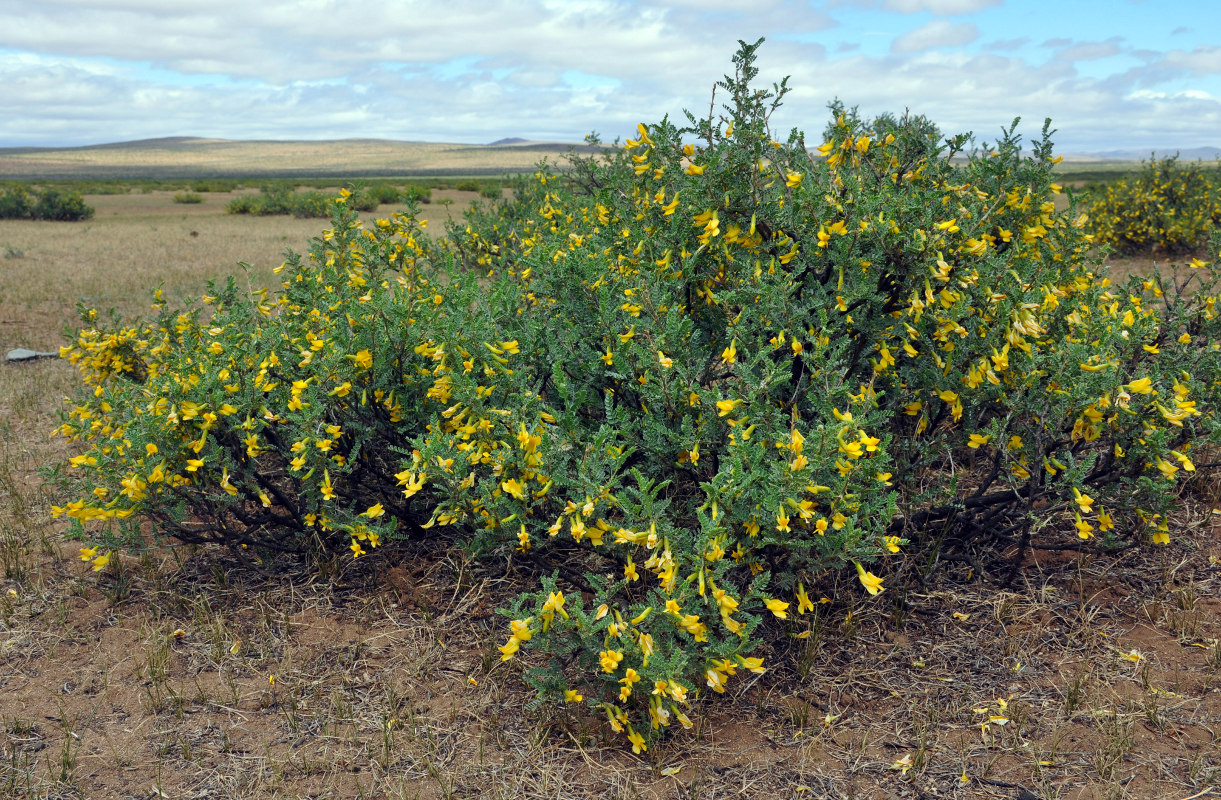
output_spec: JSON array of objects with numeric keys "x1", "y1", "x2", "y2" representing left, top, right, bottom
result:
[
  {"x1": 0, "y1": 137, "x2": 601, "y2": 180},
  {"x1": 1060, "y1": 146, "x2": 1221, "y2": 163}
]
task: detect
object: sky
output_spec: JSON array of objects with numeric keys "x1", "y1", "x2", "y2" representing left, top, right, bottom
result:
[{"x1": 1, "y1": 0, "x2": 1218, "y2": 154}]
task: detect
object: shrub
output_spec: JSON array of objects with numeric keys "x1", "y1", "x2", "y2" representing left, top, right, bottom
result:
[
  {"x1": 226, "y1": 185, "x2": 378, "y2": 217},
  {"x1": 0, "y1": 185, "x2": 34, "y2": 219},
  {"x1": 364, "y1": 182, "x2": 403, "y2": 206},
  {"x1": 224, "y1": 193, "x2": 260, "y2": 215},
  {"x1": 173, "y1": 193, "x2": 204, "y2": 204},
  {"x1": 191, "y1": 179, "x2": 238, "y2": 193},
  {"x1": 0, "y1": 186, "x2": 94, "y2": 221},
  {"x1": 455, "y1": 179, "x2": 483, "y2": 193},
  {"x1": 290, "y1": 191, "x2": 333, "y2": 218},
  {"x1": 1087, "y1": 155, "x2": 1221, "y2": 254},
  {"x1": 403, "y1": 183, "x2": 432, "y2": 204},
  {"x1": 55, "y1": 40, "x2": 1221, "y2": 749}
]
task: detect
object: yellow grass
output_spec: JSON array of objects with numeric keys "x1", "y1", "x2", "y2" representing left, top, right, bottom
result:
[{"x1": 0, "y1": 138, "x2": 583, "y2": 178}]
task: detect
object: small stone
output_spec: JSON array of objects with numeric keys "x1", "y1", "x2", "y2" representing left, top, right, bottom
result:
[{"x1": 5, "y1": 348, "x2": 59, "y2": 362}]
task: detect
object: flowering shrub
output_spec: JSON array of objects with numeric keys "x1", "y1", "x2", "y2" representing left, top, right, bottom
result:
[
  {"x1": 1086, "y1": 155, "x2": 1220, "y2": 254},
  {"x1": 55, "y1": 41, "x2": 1221, "y2": 748},
  {"x1": 0, "y1": 185, "x2": 94, "y2": 220}
]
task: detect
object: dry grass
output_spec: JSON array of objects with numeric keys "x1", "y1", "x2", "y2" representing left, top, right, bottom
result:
[
  {"x1": 0, "y1": 138, "x2": 589, "y2": 179},
  {"x1": 2, "y1": 194, "x2": 1220, "y2": 800}
]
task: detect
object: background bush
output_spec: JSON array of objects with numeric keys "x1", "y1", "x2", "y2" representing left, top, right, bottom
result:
[
  {"x1": 173, "y1": 192, "x2": 204, "y2": 204},
  {"x1": 1086, "y1": 155, "x2": 1221, "y2": 254},
  {"x1": 0, "y1": 185, "x2": 94, "y2": 220},
  {"x1": 56, "y1": 40, "x2": 1221, "y2": 750}
]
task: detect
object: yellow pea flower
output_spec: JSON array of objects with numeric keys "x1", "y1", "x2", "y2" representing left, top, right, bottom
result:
[
  {"x1": 765, "y1": 598, "x2": 790, "y2": 619},
  {"x1": 854, "y1": 562, "x2": 884, "y2": 595}
]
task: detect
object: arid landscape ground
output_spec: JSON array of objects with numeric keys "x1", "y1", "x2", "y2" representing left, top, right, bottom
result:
[{"x1": 1, "y1": 162, "x2": 1219, "y2": 799}]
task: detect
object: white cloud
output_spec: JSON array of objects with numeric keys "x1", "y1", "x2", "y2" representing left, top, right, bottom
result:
[
  {"x1": 1052, "y1": 39, "x2": 1123, "y2": 63},
  {"x1": 829, "y1": 0, "x2": 999, "y2": 13},
  {"x1": 1162, "y1": 46, "x2": 1221, "y2": 75},
  {"x1": 891, "y1": 20, "x2": 979, "y2": 53},
  {"x1": 883, "y1": 0, "x2": 1000, "y2": 13}
]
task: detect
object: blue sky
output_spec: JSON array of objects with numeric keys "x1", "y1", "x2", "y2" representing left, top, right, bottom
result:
[{"x1": 0, "y1": 0, "x2": 1217, "y2": 153}]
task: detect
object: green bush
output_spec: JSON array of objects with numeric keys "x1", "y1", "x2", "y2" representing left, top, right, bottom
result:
[
  {"x1": 226, "y1": 185, "x2": 381, "y2": 217},
  {"x1": 290, "y1": 191, "x2": 333, "y2": 218},
  {"x1": 191, "y1": 179, "x2": 238, "y2": 193},
  {"x1": 0, "y1": 186, "x2": 93, "y2": 221},
  {"x1": 56, "y1": 40, "x2": 1221, "y2": 750},
  {"x1": 223, "y1": 193, "x2": 260, "y2": 215},
  {"x1": 455, "y1": 179, "x2": 483, "y2": 193},
  {"x1": 0, "y1": 185, "x2": 34, "y2": 219},
  {"x1": 403, "y1": 183, "x2": 432, "y2": 204},
  {"x1": 1087, "y1": 156, "x2": 1221, "y2": 254},
  {"x1": 364, "y1": 183, "x2": 402, "y2": 206},
  {"x1": 173, "y1": 193, "x2": 204, "y2": 205}
]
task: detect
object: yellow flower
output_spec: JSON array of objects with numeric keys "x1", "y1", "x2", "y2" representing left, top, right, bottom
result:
[
  {"x1": 365, "y1": 502, "x2": 385, "y2": 518},
  {"x1": 685, "y1": 163, "x2": 706, "y2": 176},
  {"x1": 1126, "y1": 377, "x2": 1153, "y2": 395},
  {"x1": 967, "y1": 433, "x2": 991, "y2": 449},
  {"x1": 716, "y1": 398, "x2": 742, "y2": 417},
  {"x1": 564, "y1": 689, "x2": 583, "y2": 703},
  {"x1": 79, "y1": 546, "x2": 98, "y2": 562},
  {"x1": 854, "y1": 562, "x2": 884, "y2": 596},
  {"x1": 795, "y1": 583, "x2": 814, "y2": 614},
  {"x1": 509, "y1": 618, "x2": 534, "y2": 642},
  {"x1": 1074, "y1": 514, "x2": 1094, "y2": 539},
  {"x1": 658, "y1": 351, "x2": 673, "y2": 368},
  {"x1": 91, "y1": 552, "x2": 111, "y2": 571},
  {"x1": 501, "y1": 478, "x2": 526, "y2": 500},
  {"x1": 627, "y1": 726, "x2": 647, "y2": 753},
  {"x1": 599, "y1": 649, "x2": 624, "y2": 673},
  {"x1": 498, "y1": 636, "x2": 520, "y2": 661},
  {"x1": 765, "y1": 598, "x2": 790, "y2": 619},
  {"x1": 624, "y1": 560, "x2": 639, "y2": 582},
  {"x1": 350, "y1": 349, "x2": 373, "y2": 370}
]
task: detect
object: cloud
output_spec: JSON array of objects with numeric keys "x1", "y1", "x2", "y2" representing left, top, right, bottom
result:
[
  {"x1": 883, "y1": 0, "x2": 1000, "y2": 13},
  {"x1": 1052, "y1": 39, "x2": 1124, "y2": 63},
  {"x1": 1161, "y1": 46, "x2": 1221, "y2": 75},
  {"x1": 986, "y1": 38, "x2": 1028, "y2": 51},
  {"x1": 829, "y1": 0, "x2": 999, "y2": 13},
  {"x1": 891, "y1": 20, "x2": 979, "y2": 53}
]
